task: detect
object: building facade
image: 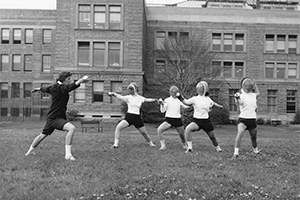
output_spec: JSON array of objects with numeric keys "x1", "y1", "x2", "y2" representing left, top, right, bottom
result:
[{"x1": 0, "y1": 0, "x2": 299, "y2": 122}]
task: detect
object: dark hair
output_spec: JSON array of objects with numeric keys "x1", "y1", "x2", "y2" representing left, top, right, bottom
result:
[{"x1": 57, "y1": 71, "x2": 72, "y2": 82}]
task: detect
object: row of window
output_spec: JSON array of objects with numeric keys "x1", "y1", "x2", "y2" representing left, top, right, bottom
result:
[
  {"x1": 0, "y1": 28, "x2": 52, "y2": 45},
  {"x1": 155, "y1": 59, "x2": 299, "y2": 79},
  {"x1": 1, "y1": 85, "x2": 297, "y2": 114},
  {"x1": 78, "y1": 4, "x2": 122, "y2": 30},
  {"x1": 0, "y1": 107, "x2": 48, "y2": 117},
  {"x1": 0, "y1": 81, "x2": 123, "y2": 103},
  {"x1": 155, "y1": 31, "x2": 299, "y2": 54},
  {"x1": 0, "y1": 54, "x2": 51, "y2": 72},
  {"x1": 77, "y1": 41, "x2": 121, "y2": 67}
]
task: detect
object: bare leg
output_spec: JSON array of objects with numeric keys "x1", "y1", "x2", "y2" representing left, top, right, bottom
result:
[
  {"x1": 185, "y1": 122, "x2": 199, "y2": 152},
  {"x1": 249, "y1": 128, "x2": 260, "y2": 153},
  {"x1": 25, "y1": 133, "x2": 48, "y2": 156},
  {"x1": 157, "y1": 122, "x2": 171, "y2": 150},
  {"x1": 138, "y1": 126, "x2": 155, "y2": 146},
  {"x1": 112, "y1": 120, "x2": 129, "y2": 147},
  {"x1": 233, "y1": 123, "x2": 246, "y2": 157},
  {"x1": 63, "y1": 122, "x2": 76, "y2": 160},
  {"x1": 206, "y1": 130, "x2": 222, "y2": 152}
]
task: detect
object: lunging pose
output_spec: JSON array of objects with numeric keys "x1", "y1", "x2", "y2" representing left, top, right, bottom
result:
[
  {"x1": 157, "y1": 86, "x2": 189, "y2": 150},
  {"x1": 109, "y1": 82, "x2": 157, "y2": 148},
  {"x1": 177, "y1": 81, "x2": 223, "y2": 153},
  {"x1": 25, "y1": 72, "x2": 88, "y2": 161},
  {"x1": 232, "y1": 77, "x2": 260, "y2": 158}
]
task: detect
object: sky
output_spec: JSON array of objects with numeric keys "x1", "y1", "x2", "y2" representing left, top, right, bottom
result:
[{"x1": 0, "y1": 0, "x2": 181, "y2": 9}]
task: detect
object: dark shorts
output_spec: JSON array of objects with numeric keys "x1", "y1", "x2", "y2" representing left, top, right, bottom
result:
[
  {"x1": 238, "y1": 118, "x2": 257, "y2": 130},
  {"x1": 125, "y1": 113, "x2": 144, "y2": 128},
  {"x1": 42, "y1": 118, "x2": 68, "y2": 135},
  {"x1": 164, "y1": 117, "x2": 183, "y2": 128},
  {"x1": 193, "y1": 118, "x2": 214, "y2": 132}
]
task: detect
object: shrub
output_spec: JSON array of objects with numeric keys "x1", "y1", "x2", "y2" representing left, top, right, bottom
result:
[
  {"x1": 141, "y1": 101, "x2": 164, "y2": 124},
  {"x1": 292, "y1": 110, "x2": 300, "y2": 124},
  {"x1": 66, "y1": 109, "x2": 79, "y2": 121},
  {"x1": 265, "y1": 119, "x2": 271, "y2": 125},
  {"x1": 209, "y1": 107, "x2": 230, "y2": 125},
  {"x1": 182, "y1": 106, "x2": 194, "y2": 128},
  {"x1": 120, "y1": 101, "x2": 128, "y2": 115},
  {"x1": 256, "y1": 118, "x2": 265, "y2": 125}
]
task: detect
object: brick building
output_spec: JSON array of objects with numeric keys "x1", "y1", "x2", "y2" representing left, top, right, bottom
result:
[{"x1": 0, "y1": 0, "x2": 299, "y2": 122}]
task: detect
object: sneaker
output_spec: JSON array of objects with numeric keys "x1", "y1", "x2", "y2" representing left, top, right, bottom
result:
[
  {"x1": 216, "y1": 146, "x2": 222, "y2": 152},
  {"x1": 231, "y1": 154, "x2": 239, "y2": 159},
  {"x1": 111, "y1": 145, "x2": 118, "y2": 148},
  {"x1": 25, "y1": 151, "x2": 36, "y2": 156},
  {"x1": 65, "y1": 155, "x2": 76, "y2": 161},
  {"x1": 149, "y1": 142, "x2": 156, "y2": 147},
  {"x1": 182, "y1": 143, "x2": 188, "y2": 150},
  {"x1": 159, "y1": 146, "x2": 166, "y2": 151},
  {"x1": 253, "y1": 148, "x2": 261, "y2": 154},
  {"x1": 185, "y1": 148, "x2": 192, "y2": 153}
]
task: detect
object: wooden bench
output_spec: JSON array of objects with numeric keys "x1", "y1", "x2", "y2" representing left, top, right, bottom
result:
[{"x1": 81, "y1": 120, "x2": 103, "y2": 133}]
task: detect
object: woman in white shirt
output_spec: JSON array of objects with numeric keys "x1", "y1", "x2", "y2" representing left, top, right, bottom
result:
[
  {"x1": 157, "y1": 86, "x2": 189, "y2": 150},
  {"x1": 232, "y1": 77, "x2": 260, "y2": 158},
  {"x1": 177, "y1": 81, "x2": 223, "y2": 153},
  {"x1": 109, "y1": 82, "x2": 157, "y2": 148}
]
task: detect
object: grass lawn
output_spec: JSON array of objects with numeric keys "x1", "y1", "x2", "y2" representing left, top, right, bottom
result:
[{"x1": 0, "y1": 120, "x2": 299, "y2": 200}]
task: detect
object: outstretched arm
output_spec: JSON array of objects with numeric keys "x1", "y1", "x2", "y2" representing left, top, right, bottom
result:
[
  {"x1": 176, "y1": 93, "x2": 192, "y2": 106},
  {"x1": 108, "y1": 92, "x2": 127, "y2": 101},
  {"x1": 144, "y1": 98, "x2": 157, "y2": 103},
  {"x1": 253, "y1": 82, "x2": 260, "y2": 96},
  {"x1": 213, "y1": 102, "x2": 224, "y2": 109}
]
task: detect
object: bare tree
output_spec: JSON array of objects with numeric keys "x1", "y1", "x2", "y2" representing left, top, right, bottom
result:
[{"x1": 154, "y1": 32, "x2": 221, "y2": 97}]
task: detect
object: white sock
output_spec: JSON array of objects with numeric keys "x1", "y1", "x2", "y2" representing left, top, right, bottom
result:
[
  {"x1": 160, "y1": 140, "x2": 166, "y2": 148},
  {"x1": 234, "y1": 147, "x2": 239, "y2": 155},
  {"x1": 65, "y1": 145, "x2": 72, "y2": 158},
  {"x1": 253, "y1": 147, "x2": 259, "y2": 153},
  {"x1": 216, "y1": 145, "x2": 222, "y2": 151},
  {"x1": 187, "y1": 141, "x2": 192, "y2": 150},
  {"x1": 149, "y1": 141, "x2": 155, "y2": 146},
  {"x1": 25, "y1": 146, "x2": 35, "y2": 156},
  {"x1": 114, "y1": 139, "x2": 119, "y2": 147}
]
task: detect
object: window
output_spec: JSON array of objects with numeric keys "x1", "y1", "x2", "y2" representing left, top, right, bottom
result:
[
  {"x1": 180, "y1": 32, "x2": 189, "y2": 43},
  {"x1": 156, "y1": 31, "x2": 166, "y2": 50},
  {"x1": 12, "y1": 55, "x2": 21, "y2": 71},
  {"x1": 23, "y1": 108, "x2": 31, "y2": 117},
  {"x1": 40, "y1": 108, "x2": 49, "y2": 118},
  {"x1": 1, "y1": 28, "x2": 9, "y2": 44},
  {"x1": 265, "y1": 62, "x2": 275, "y2": 78},
  {"x1": 276, "y1": 63, "x2": 285, "y2": 79},
  {"x1": 74, "y1": 83, "x2": 85, "y2": 103},
  {"x1": 168, "y1": 32, "x2": 178, "y2": 45},
  {"x1": 93, "y1": 42, "x2": 105, "y2": 66},
  {"x1": 11, "y1": 108, "x2": 19, "y2": 117},
  {"x1": 108, "y1": 42, "x2": 120, "y2": 67},
  {"x1": 1, "y1": 108, "x2": 8, "y2": 116},
  {"x1": 288, "y1": 63, "x2": 297, "y2": 79},
  {"x1": 109, "y1": 5, "x2": 121, "y2": 29},
  {"x1": 79, "y1": 5, "x2": 91, "y2": 28},
  {"x1": 267, "y1": 90, "x2": 277, "y2": 113},
  {"x1": 155, "y1": 60, "x2": 166, "y2": 79},
  {"x1": 235, "y1": 34, "x2": 244, "y2": 52},
  {"x1": 212, "y1": 33, "x2": 221, "y2": 51},
  {"x1": 24, "y1": 83, "x2": 32, "y2": 98},
  {"x1": 265, "y1": 34, "x2": 274, "y2": 53},
  {"x1": 41, "y1": 83, "x2": 50, "y2": 99},
  {"x1": 0, "y1": 82, "x2": 8, "y2": 98},
  {"x1": 223, "y1": 61, "x2": 233, "y2": 78},
  {"x1": 25, "y1": 29, "x2": 33, "y2": 44},
  {"x1": 224, "y1": 33, "x2": 233, "y2": 52},
  {"x1": 78, "y1": 42, "x2": 90, "y2": 65},
  {"x1": 287, "y1": 90, "x2": 297, "y2": 113},
  {"x1": 13, "y1": 29, "x2": 21, "y2": 44},
  {"x1": 24, "y1": 54, "x2": 32, "y2": 72},
  {"x1": 42, "y1": 55, "x2": 51, "y2": 72},
  {"x1": 11, "y1": 83, "x2": 20, "y2": 98},
  {"x1": 43, "y1": 29, "x2": 52, "y2": 44},
  {"x1": 93, "y1": 81, "x2": 104, "y2": 102},
  {"x1": 288, "y1": 35, "x2": 297, "y2": 54},
  {"x1": 277, "y1": 35, "x2": 286, "y2": 53},
  {"x1": 235, "y1": 62, "x2": 244, "y2": 78},
  {"x1": 1, "y1": 54, "x2": 9, "y2": 72},
  {"x1": 229, "y1": 89, "x2": 239, "y2": 112},
  {"x1": 94, "y1": 5, "x2": 106, "y2": 29},
  {"x1": 111, "y1": 81, "x2": 122, "y2": 103}
]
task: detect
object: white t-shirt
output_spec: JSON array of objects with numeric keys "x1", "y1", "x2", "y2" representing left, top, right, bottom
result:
[
  {"x1": 238, "y1": 92, "x2": 257, "y2": 119},
  {"x1": 185, "y1": 95, "x2": 214, "y2": 119},
  {"x1": 161, "y1": 97, "x2": 188, "y2": 118},
  {"x1": 118, "y1": 95, "x2": 146, "y2": 115}
]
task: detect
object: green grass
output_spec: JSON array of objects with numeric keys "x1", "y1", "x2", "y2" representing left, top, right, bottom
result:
[{"x1": 0, "y1": 121, "x2": 299, "y2": 200}]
